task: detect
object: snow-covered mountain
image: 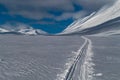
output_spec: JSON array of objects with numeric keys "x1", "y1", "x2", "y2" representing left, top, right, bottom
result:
[
  {"x1": 0, "y1": 28, "x2": 9, "y2": 33},
  {"x1": 0, "y1": 23, "x2": 47, "y2": 35},
  {"x1": 60, "y1": 0, "x2": 120, "y2": 36},
  {"x1": 17, "y1": 28, "x2": 47, "y2": 35}
]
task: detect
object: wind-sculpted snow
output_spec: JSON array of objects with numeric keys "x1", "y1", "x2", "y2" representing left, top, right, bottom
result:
[{"x1": 60, "y1": 0, "x2": 120, "y2": 36}]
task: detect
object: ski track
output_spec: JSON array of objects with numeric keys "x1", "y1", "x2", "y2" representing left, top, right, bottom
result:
[
  {"x1": 56, "y1": 36, "x2": 94, "y2": 80},
  {"x1": 79, "y1": 36, "x2": 95, "y2": 80}
]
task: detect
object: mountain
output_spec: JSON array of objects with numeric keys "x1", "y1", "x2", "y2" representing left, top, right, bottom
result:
[
  {"x1": 0, "y1": 28, "x2": 9, "y2": 33},
  {"x1": 0, "y1": 23, "x2": 47, "y2": 35},
  {"x1": 60, "y1": 0, "x2": 120, "y2": 36}
]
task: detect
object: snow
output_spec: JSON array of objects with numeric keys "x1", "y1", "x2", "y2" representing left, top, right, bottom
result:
[
  {"x1": 0, "y1": 23, "x2": 47, "y2": 35},
  {"x1": 0, "y1": 28, "x2": 9, "y2": 32},
  {"x1": 93, "y1": 73, "x2": 103, "y2": 77},
  {"x1": 61, "y1": 0, "x2": 120, "y2": 35},
  {"x1": 79, "y1": 36, "x2": 94, "y2": 80},
  {"x1": 0, "y1": 35, "x2": 84, "y2": 80},
  {"x1": 90, "y1": 30, "x2": 120, "y2": 37},
  {"x1": 18, "y1": 28, "x2": 37, "y2": 35},
  {"x1": 62, "y1": 12, "x2": 96, "y2": 34},
  {"x1": 36, "y1": 29, "x2": 47, "y2": 35}
]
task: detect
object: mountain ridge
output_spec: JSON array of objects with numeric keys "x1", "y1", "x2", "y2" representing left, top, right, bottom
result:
[
  {"x1": 0, "y1": 23, "x2": 47, "y2": 35},
  {"x1": 59, "y1": 0, "x2": 120, "y2": 36}
]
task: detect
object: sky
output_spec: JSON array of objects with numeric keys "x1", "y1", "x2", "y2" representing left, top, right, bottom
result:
[{"x1": 0, "y1": 0, "x2": 115, "y2": 33}]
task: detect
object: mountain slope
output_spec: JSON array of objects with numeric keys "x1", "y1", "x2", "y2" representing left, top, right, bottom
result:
[
  {"x1": 0, "y1": 28, "x2": 9, "y2": 33},
  {"x1": 0, "y1": 23, "x2": 47, "y2": 35},
  {"x1": 60, "y1": 0, "x2": 120, "y2": 36}
]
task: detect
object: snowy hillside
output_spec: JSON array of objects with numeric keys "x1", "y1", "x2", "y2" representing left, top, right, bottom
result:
[
  {"x1": 60, "y1": 0, "x2": 120, "y2": 36},
  {"x1": 0, "y1": 28, "x2": 9, "y2": 33},
  {"x1": 0, "y1": 23, "x2": 47, "y2": 35}
]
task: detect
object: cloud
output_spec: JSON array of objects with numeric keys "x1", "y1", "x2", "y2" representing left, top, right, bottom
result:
[
  {"x1": 0, "y1": 0, "x2": 116, "y2": 21},
  {"x1": 0, "y1": 0, "x2": 74, "y2": 20},
  {"x1": 55, "y1": 11, "x2": 87, "y2": 21},
  {"x1": 74, "y1": 0, "x2": 115, "y2": 12}
]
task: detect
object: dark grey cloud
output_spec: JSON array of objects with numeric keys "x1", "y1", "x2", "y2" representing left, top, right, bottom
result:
[
  {"x1": 0, "y1": 0, "x2": 115, "y2": 21},
  {"x1": 72, "y1": 0, "x2": 115, "y2": 12}
]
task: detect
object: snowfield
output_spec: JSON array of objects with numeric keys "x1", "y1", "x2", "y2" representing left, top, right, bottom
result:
[
  {"x1": 0, "y1": 35, "x2": 84, "y2": 80},
  {"x1": 0, "y1": 35, "x2": 120, "y2": 80}
]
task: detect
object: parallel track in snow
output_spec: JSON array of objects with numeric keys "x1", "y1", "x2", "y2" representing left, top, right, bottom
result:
[{"x1": 64, "y1": 36, "x2": 94, "y2": 80}]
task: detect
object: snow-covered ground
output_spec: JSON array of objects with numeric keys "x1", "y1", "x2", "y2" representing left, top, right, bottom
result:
[
  {"x1": 0, "y1": 35, "x2": 84, "y2": 80},
  {"x1": 89, "y1": 35, "x2": 120, "y2": 80},
  {"x1": 0, "y1": 34, "x2": 120, "y2": 80}
]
